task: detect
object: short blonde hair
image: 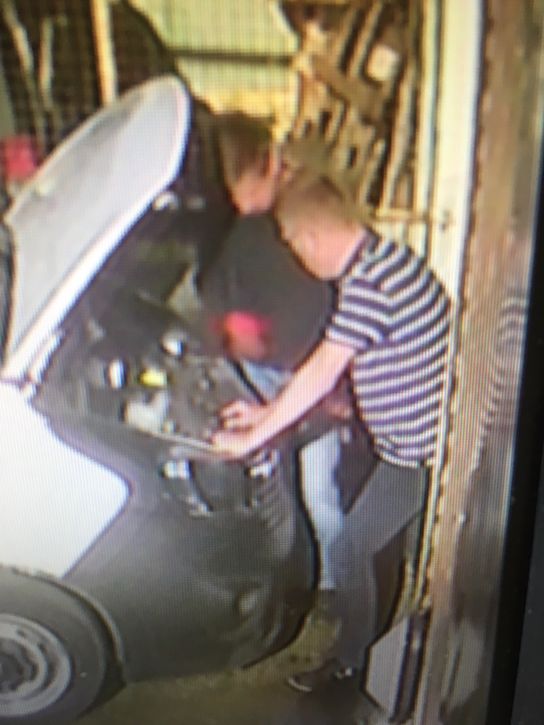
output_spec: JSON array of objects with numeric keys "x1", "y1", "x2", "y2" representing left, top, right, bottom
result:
[{"x1": 275, "y1": 172, "x2": 356, "y2": 234}]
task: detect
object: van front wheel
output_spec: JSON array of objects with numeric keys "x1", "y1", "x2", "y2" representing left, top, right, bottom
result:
[{"x1": 0, "y1": 570, "x2": 121, "y2": 722}]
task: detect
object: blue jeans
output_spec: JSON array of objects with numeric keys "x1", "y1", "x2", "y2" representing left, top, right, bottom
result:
[
  {"x1": 241, "y1": 360, "x2": 344, "y2": 589},
  {"x1": 239, "y1": 360, "x2": 290, "y2": 402},
  {"x1": 299, "y1": 428, "x2": 343, "y2": 589}
]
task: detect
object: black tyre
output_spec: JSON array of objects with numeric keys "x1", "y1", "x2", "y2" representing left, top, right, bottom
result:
[{"x1": 0, "y1": 570, "x2": 121, "y2": 723}]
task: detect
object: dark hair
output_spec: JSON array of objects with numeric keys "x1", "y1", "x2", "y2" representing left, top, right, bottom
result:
[{"x1": 215, "y1": 112, "x2": 273, "y2": 186}]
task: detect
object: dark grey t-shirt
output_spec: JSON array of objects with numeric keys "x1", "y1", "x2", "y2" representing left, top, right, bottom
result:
[{"x1": 200, "y1": 213, "x2": 333, "y2": 370}]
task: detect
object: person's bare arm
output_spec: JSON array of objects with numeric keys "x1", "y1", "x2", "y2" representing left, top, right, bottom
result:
[{"x1": 212, "y1": 339, "x2": 355, "y2": 458}]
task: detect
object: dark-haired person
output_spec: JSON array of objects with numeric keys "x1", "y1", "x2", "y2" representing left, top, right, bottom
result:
[
  {"x1": 215, "y1": 111, "x2": 292, "y2": 214},
  {"x1": 205, "y1": 116, "x2": 354, "y2": 599},
  {"x1": 212, "y1": 174, "x2": 452, "y2": 691}
]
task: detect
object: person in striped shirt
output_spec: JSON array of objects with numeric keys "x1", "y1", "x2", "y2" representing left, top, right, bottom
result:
[
  {"x1": 212, "y1": 173, "x2": 452, "y2": 689},
  {"x1": 212, "y1": 172, "x2": 451, "y2": 471}
]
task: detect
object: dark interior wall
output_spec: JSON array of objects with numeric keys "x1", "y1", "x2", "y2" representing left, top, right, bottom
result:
[
  {"x1": 0, "y1": 0, "x2": 178, "y2": 151},
  {"x1": 0, "y1": 53, "x2": 15, "y2": 138},
  {"x1": 0, "y1": 0, "x2": 98, "y2": 147}
]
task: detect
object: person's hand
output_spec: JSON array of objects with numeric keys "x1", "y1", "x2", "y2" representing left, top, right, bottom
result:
[
  {"x1": 220, "y1": 400, "x2": 267, "y2": 430},
  {"x1": 211, "y1": 428, "x2": 260, "y2": 460}
]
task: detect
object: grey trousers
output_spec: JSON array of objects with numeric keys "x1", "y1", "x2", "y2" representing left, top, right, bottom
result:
[{"x1": 328, "y1": 459, "x2": 428, "y2": 668}]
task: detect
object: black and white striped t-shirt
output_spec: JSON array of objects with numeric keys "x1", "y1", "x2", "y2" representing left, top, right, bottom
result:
[{"x1": 326, "y1": 234, "x2": 451, "y2": 467}]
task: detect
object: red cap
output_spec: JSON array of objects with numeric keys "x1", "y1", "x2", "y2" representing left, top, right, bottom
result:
[
  {"x1": 213, "y1": 310, "x2": 273, "y2": 361},
  {"x1": 0, "y1": 135, "x2": 41, "y2": 183},
  {"x1": 222, "y1": 311, "x2": 271, "y2": 338}
]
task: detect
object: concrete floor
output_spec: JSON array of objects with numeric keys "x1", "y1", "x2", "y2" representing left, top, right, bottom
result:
[{"x1": 81, "y1": 607, "x2": 384, "y2": 725}]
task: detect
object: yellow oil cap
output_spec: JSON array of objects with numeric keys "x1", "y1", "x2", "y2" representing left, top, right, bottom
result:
[{"x1": 139, "y1": 367, "x2": 168, "y2": 388}]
